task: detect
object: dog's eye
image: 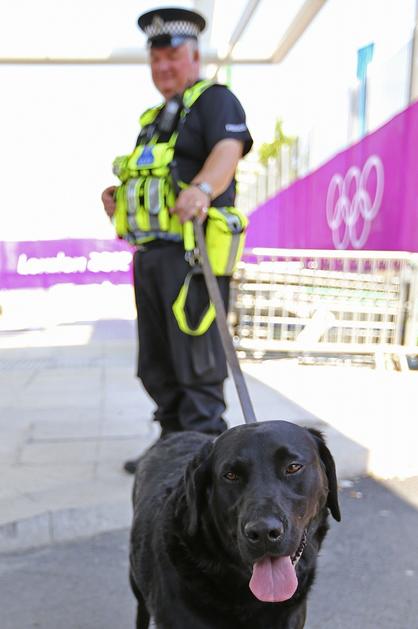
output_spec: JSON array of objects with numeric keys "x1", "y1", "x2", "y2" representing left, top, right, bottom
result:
[
  {"x1": 224, "y1": 471, "x2": 239, "y2": 482},
  {"x1": 286, "y1": 463, "x2": 303, "y2": 475}
]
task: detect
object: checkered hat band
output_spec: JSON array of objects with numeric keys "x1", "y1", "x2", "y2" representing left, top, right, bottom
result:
[{"x1": 145, "y1": 20, "x2": 200, "y2": 39}]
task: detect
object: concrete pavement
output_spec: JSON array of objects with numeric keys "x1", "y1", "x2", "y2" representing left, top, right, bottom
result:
[
  {"x1": 0, "y1": 284, "x2": 417, "y2": 553},
  {"x1": 1, "y1": 477, "x2": 418, "y2": 629}
]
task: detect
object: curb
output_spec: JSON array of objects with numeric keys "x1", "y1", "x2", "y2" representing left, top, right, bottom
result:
[
  {"x1": 0, "y1": 423, "x2": 370, "y2": 554},
  {"x1": 0, "y1": 501, "x2": 132, "y2": 554}
]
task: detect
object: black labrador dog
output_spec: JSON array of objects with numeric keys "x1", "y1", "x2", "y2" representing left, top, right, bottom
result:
[{"x1": 129, "y1": 420, "x2": 341, "y2": 629}]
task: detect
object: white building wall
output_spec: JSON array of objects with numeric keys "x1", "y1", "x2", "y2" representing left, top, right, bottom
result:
[
  {"x1": 0, "y1": 0, "x2": 416, "y2": 241},
  {"x1": 233, "y1": 0, "x2": 416, "y2": 173}
]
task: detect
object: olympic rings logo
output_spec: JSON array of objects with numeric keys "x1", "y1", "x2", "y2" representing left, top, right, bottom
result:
[{"x1": 326, "y1": 155, "x2": 384, "y2": 249}]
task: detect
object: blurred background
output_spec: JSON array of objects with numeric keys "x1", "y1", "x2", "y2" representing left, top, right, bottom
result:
[
  {"x1": 0, "y1": 0, "x2": 417, "y2": 240},
  {"x1": 1, "y1": 0, "x2": 417, "y2": 366},
  {"x1": 1, "y1": 4, "x2": 418, "y2": 627},
  {"x1": 1, "y1": 0, "x2": 418, "y2": 322}
]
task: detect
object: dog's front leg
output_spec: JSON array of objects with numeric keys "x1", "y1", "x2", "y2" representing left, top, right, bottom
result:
[{"x1": 130, "y1": 571, "x2": 150, "y2": 629}]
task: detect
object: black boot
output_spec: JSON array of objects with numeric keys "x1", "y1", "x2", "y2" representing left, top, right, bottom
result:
[{"x1": 123, "y1": 457, "x2": 141, "y2": 474}]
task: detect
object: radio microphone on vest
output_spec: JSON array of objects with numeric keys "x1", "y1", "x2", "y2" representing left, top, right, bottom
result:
[{"x1": 158, "y1": 95, "x2": 183, "y2": 134}]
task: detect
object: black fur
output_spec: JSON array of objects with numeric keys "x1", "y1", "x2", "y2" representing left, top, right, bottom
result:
[{"x1": 129, "y1": 420, "x2": 340, "y2": 629}]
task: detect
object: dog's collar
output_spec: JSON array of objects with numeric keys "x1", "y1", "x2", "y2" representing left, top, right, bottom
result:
[{"x1": 291, "y1": 529, "x2": 307, "y2": 567}]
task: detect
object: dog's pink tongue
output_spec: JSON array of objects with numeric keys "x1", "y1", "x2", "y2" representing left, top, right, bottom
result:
[{"x1": 249, "y1": 556, "x2": 298, "y2": 602}]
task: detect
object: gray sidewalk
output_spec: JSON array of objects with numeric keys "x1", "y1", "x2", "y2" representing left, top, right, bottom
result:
[
  {"x1": 2, "y1": 476, "x2": 418, "y2": 629},
  {"x1": 1, "y1": 293, "x2": 417, "y2": 552}
]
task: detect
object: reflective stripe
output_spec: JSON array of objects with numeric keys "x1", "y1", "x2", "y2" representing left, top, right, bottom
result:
[
  {"x1": 147, "y1": 178, "x2": 161, "y2": 230},
  {"x1": 216, "y1": 207, "x2": 243, "y2": 275},
  {"x1": 225, "y1": 233, "x2": 240, "y2": 275},
  {"x1": 157, "y1": 179, "x2": 170, "y2": 230},
  {"x1": 126, "y1": 179, "x2": 139, "y2": 232},
  {"x1": 127, "y1": 179, "x2": 138, "y2": 214},
  {"x1": 126, "y1": 179, "x2": 139, "y2": 231}
]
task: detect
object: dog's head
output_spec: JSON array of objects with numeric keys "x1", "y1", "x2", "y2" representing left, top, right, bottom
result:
[{"x1": 184, "y1": 420, "x2": 340, "y2": 602}]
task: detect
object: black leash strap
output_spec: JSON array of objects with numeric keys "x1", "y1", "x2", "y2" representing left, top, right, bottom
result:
[{"x1": 193, "y1": 218, "x2": 257, "y2": 424}]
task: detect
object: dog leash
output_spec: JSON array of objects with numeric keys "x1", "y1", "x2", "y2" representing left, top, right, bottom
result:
[{"x1": 192, "y1": 218, "x2": 257, "y2": 425}]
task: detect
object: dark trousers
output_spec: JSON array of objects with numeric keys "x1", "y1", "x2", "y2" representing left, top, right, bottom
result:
[{"x1": 133, "y1": 242, "x2": 229, "y2": 436}]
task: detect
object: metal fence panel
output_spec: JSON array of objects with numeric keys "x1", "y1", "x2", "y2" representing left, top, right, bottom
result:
[{"x1": 230, "y1": 249, "x2": 418, "y2": 368}]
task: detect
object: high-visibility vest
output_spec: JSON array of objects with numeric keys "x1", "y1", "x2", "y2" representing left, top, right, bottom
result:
[
  {"x1": 112, "y1": 79, "x2": 248, "y2": 273},
  {"x1": 112, "y1": 79, "x2": 215, "y2": 245}
]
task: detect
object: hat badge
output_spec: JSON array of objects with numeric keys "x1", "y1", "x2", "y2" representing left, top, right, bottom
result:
[{"x1": 151, "y1": 15, "x2": 165, "y2": 36}]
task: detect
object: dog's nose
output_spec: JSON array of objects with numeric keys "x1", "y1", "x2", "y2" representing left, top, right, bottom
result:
[{"x1": 243, "y1": 517, "x2": 284, "y2": 546}]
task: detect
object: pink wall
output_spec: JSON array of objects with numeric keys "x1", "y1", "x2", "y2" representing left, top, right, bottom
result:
[
  {"x1": 246, "y1": 101, "x2": 418, "y2": 252},
  {"x1": 0, "y1": 239, "x2": 134, "y2": 289}
]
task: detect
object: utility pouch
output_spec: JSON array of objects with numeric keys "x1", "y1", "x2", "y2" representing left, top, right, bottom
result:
[{"x1": 205, "y1": 207, "x2": 248, "y2": 276}]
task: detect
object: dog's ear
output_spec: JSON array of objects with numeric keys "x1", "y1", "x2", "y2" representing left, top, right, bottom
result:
[
  {"x1": 308, "y1": 428, "x2": 341, "y2": 522},
  {"x1": 183, "y1": 441, "x2": 214, "y2": 537}
]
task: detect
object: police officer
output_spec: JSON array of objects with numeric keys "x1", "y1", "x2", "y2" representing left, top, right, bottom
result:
[{"x1": 101, "y1": 7, "x2": 253, "y2": 474}]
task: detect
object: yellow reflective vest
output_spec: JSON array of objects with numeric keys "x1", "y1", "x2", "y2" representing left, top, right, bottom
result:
[
  {"x1": 111, "y1": 79, "x2": 248, "y2": 276},
  {"x1": 112, "y1": 79, "x2": 214, "y2": 245}
]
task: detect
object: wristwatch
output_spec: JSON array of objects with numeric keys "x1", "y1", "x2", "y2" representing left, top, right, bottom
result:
[{"x1": 191, "y1": 181, "x2": 213, "y2": 201}]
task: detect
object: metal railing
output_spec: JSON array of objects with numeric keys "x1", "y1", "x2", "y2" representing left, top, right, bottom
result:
[
  {"x1": 235, "y1": 141, "x2": 300, "y2": 215},
  {"x1": 230, "y1": 248, "x2": 418, "y2": 369}
]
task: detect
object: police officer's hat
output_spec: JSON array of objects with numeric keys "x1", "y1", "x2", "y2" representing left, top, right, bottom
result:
[{"x1": 138, "y1": 7, "x2": 206, "y2": 49}]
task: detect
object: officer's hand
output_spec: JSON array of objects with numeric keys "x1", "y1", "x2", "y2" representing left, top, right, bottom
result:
[
  {"x1": 101, "y1": 186, "x2": 117, "y2": 219},
  {"x1": 171, "y1": 187, "x2": 209, "y2": 224}
]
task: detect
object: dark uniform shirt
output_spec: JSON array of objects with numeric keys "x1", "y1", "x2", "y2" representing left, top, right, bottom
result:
[
  {"x1": 136, "y1": 82, "x2": 253, "y2": 208},
  {"x1": 175, "y1": 83, "x2": 253, "y2": 206}
]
